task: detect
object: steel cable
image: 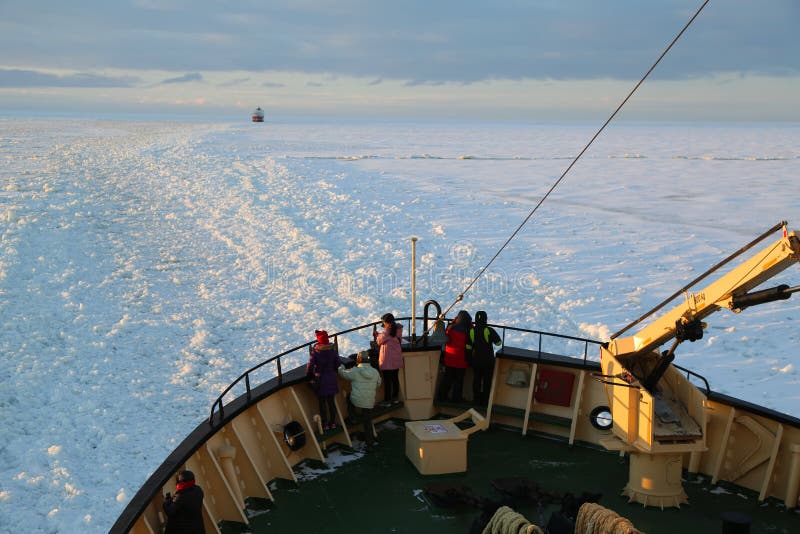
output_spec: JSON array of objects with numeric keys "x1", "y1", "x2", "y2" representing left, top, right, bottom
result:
[{"x1": 436, "y1": 0, "x2": 712, "y2": 322}]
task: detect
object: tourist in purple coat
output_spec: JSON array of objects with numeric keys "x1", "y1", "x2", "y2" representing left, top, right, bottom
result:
[{"x1": 307, "y1": 330, "x2": 341, "y2": 430}]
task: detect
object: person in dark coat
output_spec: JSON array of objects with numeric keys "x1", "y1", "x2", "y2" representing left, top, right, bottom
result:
[
  {"x1": 307, "y1": 329, "x2": 341, "y2": 431},
  {"x1": 163, "y1": 470, "x2": 205, "y2": 534},
  {"x1": 467, "y1": 310, "x2": 502, "y2": 405},
  {"x1": 437, "y1": 310, "x2": 472, "y2": 402}
]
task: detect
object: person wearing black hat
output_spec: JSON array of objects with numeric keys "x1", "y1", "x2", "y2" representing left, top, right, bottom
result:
[
  {"x1": 438, "y1": 310, "x2": 472, "y2": 402},
  {"x1": 163, "y1": 470, "x2": 205, "y2": 533},
  {"x1": 373, "y1": 313, "x2": 403, "y2": 407},
  {"x1": 467, "y1": 310, "x2": 502, "y2": 406}
]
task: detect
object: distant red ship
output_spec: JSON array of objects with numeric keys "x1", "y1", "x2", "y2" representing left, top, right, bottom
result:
[{"x1": 251, "y1": 107, "x2": 265, "y2": 122}]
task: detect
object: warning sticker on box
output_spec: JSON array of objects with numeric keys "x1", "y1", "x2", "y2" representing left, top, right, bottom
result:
[{"x1": 423, "y1": 423, "x2": 447, "y2": 434}]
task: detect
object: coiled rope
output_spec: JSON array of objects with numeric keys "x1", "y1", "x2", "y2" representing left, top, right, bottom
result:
[
  {"x1": 575, "y1": 502, "x2": 640, "y2": 534},
  {"x1": 436, "y1": 0, "x2": 711, "y2": 322},
  {"x1": 481, "y1": 505, "x2": 544, "y2": 534}
]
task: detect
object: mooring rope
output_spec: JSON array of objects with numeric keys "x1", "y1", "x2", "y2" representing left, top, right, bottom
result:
[
  {"x1": 437, "y1": 0, "x2": 711, "y2": 322},
  {"x1": 481, "y1": 505, "x2": 544, "y2": 534},
  {"x1": 575, "y1": 502, "x2": 640, "y2": 534}
]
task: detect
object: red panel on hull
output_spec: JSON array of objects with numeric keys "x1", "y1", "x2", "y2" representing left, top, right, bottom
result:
[{"x1": 535, "y1": 369, "x2": 575, "y2": 407}]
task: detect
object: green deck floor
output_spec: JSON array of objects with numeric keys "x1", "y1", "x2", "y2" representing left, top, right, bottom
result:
[{"x1": 224, "y1": 419, "x2": 799, "y2": 533}]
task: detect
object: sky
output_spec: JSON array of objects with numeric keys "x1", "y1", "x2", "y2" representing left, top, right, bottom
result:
[{"x1": 0, "y1": 0, "x2": 798, "y2": 120}]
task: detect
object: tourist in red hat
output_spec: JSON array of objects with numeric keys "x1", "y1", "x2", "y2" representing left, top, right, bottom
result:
[{"x1": 307, "y1": 329, "x2": 341, "y2": 431}]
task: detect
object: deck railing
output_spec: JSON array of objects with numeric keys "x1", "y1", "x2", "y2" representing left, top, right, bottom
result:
[
  {"x1": 673, "y1": 363, "x2": 711, "y2": 396},
  {"x1": 209, "y1": 319, "x2": 386, "y2": 425},
  {"x1": 493, "y1": 323, "x2": 602, "y2": 364},
  {"x1": 208, "y1": 316, "x2": 605, "y2": 426}
]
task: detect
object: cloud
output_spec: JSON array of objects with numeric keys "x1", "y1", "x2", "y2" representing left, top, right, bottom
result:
[
  {"x1": 159, "y1": 73, "x2": 203, "y2": 85},
  {"x1": 0, "y1": 69, "x2": 139, "y2": 88},
  {"x1": 0, "y1": 2, "x2": 796, "y2": 86},
  {"x1": 404, "y1": 79, "x2": 448, "y2": 87},
  {"x1": 305, "y1": 81, "x2": 322, "y2": 87},
  {"x1": 217, "y1": 77, "x2": 250, "y2": 87},
  {"x1": 367, "y1": 78, "x2": 383, "y2": 86},
  {"x1": 262, "y1": 81, "x2": 285, "y2": 88}
]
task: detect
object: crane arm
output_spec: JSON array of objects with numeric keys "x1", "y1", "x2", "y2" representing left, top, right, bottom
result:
[{"x1": 607, "y1": 227, "x2": 800, "y2": 366}]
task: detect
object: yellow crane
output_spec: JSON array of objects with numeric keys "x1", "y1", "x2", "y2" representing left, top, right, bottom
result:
[{"x1": 598, "y1": 221, "x2": 800, "y2": 507}]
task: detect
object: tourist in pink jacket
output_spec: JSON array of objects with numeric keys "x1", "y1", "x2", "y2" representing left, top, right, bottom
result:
[{"x1": 374, "y1": 313, "x2": 403, "y2": 407}]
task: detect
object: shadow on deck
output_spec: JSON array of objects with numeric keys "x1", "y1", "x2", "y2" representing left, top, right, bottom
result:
[{"x1": 227, "y1": 419, "x2": 799, "y2": 534}]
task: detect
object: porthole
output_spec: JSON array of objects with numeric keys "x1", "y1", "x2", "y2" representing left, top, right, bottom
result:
[
  {"x1": 589, "y1": 406, "x2": 613, "y2": 431},
  {"x1": 283, "y1": 421, "x2": 306, "y2": 451}
]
